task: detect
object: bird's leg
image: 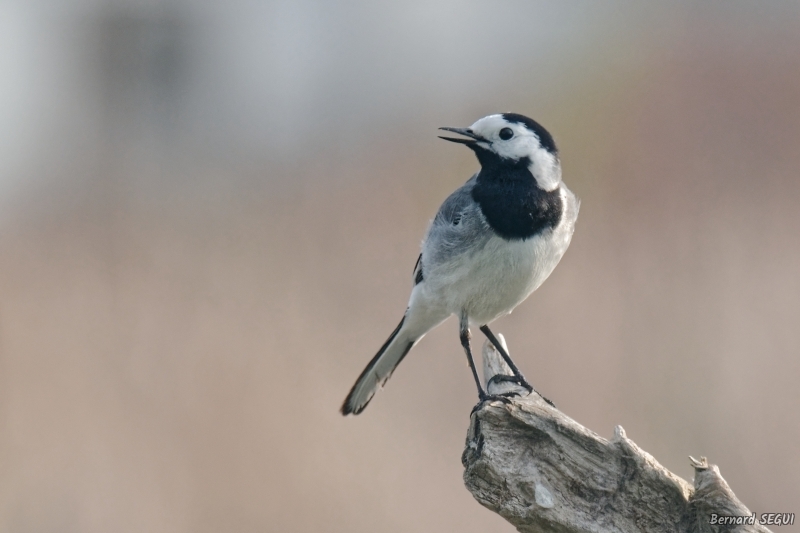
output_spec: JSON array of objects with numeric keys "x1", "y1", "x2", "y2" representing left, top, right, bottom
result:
[
  {"x1": 479, "y1": 325, "x2": 531, "y2": 389},
  {"x1": 479, "y1": 325, "x2": 556, "y2": 407},
  {"x1": 461, "y1": 317, "x2": 515, "y2": 414},
  {"x1": 460, "y1": 318, "x2": 487, "y2": 401}
]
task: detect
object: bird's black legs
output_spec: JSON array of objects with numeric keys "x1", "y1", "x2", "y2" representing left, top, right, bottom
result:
[
  {"x1": 461, "y1": 318, "x2": 553, "y2": 410},
  {"x1": 460, "y1": 317, "x2": 488, "y2": 401},
  {"x1": 480, "y1": 324, "x2": 556, "y2": 407},
  {"x1": 460, "y1": 318, "x2": 516, "y2": 413},
  {"x1": 479, "y1": 325, "x2": 532, "y2": 391}
]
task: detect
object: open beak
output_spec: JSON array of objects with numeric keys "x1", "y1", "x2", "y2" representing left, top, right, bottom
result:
[{"x1": 438, "y1": 127, "x2": 484, "y2": 145}]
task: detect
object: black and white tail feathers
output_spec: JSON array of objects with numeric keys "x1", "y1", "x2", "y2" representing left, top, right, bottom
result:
[{"x1": 341, "y1": 315, "x2": 416, "y2": 415}]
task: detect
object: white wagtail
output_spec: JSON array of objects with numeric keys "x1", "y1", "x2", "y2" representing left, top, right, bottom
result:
[{"x1": 341, "y1": 113, "x2": 579, "y2": 415}]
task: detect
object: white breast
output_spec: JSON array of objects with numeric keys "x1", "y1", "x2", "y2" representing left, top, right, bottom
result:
[{"x1": 417, "y1": 185, "x2": 578, "y2": 326}]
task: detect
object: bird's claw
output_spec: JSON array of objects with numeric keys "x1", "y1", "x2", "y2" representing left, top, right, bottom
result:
[
  {"x1": 487, "y1": 373, "x2": 533, "y2": 392},
  {"x1": 472, "y1": 392, "x2": 514, "y2": 414},
  {"x1": 541, "y1": 394, "x2": 556, "y2": 408},
  {"x1": 485, "y1": 374, "x2": 557, "y2": 408}
]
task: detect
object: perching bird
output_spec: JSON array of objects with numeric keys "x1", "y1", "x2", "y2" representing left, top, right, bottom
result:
[{"x1": 341, "y1": 113, "x2": 579, "y2": 415}]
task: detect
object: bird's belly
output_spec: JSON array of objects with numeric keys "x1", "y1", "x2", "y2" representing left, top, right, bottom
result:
[{"x1": 427, "y1": 229, "x2": 569, "y2": 325}]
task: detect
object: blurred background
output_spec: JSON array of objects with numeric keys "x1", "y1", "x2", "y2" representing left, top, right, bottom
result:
[{"x1": 1, "y1": 1, "x2": 799, "y2": 531}]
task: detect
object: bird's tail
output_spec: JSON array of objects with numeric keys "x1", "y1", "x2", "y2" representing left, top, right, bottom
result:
[{"x1": 341, "y1": 315, "x2": 417, "y2": 416}]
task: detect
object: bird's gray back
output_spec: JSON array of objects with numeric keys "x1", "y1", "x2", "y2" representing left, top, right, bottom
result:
[
  {"x1": 422, "y1": 176, "x2": 492, "y2": 269},
  {"x1": 416, "y1": 177, "x2": 579, "y2": 324}
]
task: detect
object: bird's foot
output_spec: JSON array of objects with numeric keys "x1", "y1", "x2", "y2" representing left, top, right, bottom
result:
[
  {"x1": 471, "y1": 392, "x2": 514, "y2": 414},
  {"x1": 487, "y1": 373, "x2": 533, "y2": 393},
  {"x1": 486, "y1": 374, "x2": 557, "y2": 408},
  {"x1": 539, "y1": 393, "x2": 557, "y2": 408}
]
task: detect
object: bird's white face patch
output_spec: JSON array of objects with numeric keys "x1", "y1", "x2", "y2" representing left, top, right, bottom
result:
[{"x1": 469, "y1": 114, "x2": 561, "y2": 191}]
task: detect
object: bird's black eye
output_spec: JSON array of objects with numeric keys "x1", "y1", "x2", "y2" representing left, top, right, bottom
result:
[{"x1": 499, "y1": 127, "x2": 514, "y2": 140}]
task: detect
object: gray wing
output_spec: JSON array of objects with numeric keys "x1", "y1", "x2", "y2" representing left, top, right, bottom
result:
[{"x1": 419, "y1": 175, "x2": 492, "y2": 272}]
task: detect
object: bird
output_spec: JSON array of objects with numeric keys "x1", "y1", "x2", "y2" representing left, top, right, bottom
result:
[{"x1": 340, "y1": 113, "x2": 579, "y2": 416}]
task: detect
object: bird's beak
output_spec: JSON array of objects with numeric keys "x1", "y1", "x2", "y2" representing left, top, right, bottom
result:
[{"x1": 438, "y1": 127, "x2": 484, "y2": 145}]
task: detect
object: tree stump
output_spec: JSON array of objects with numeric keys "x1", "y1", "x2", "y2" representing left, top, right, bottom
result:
[{"x1": 462, "y1": 336, "x2": 772, "y2": 533}]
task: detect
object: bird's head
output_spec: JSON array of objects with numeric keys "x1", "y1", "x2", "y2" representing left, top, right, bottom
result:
[{"x1": 439, "y1": 113, "x2": 561, "y2": 191}]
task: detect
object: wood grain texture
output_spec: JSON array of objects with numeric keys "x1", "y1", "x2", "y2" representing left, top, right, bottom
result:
[{"x1": 463, "y1": 338, "x2": 771, "y2": 533}]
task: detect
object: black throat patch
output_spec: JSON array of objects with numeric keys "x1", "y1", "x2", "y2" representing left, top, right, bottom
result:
[{"x1": 471, "y1": 155, "x2": 563, "y2": 241}]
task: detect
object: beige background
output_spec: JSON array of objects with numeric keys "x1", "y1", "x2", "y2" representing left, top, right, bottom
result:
[{"x1": 0, "y1": 2, "x2": 798, "y2": 532}]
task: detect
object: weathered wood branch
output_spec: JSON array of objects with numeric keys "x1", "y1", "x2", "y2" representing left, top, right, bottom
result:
[{"x1": 462, "y1": 336, "x2": 771, "y2": 533}]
